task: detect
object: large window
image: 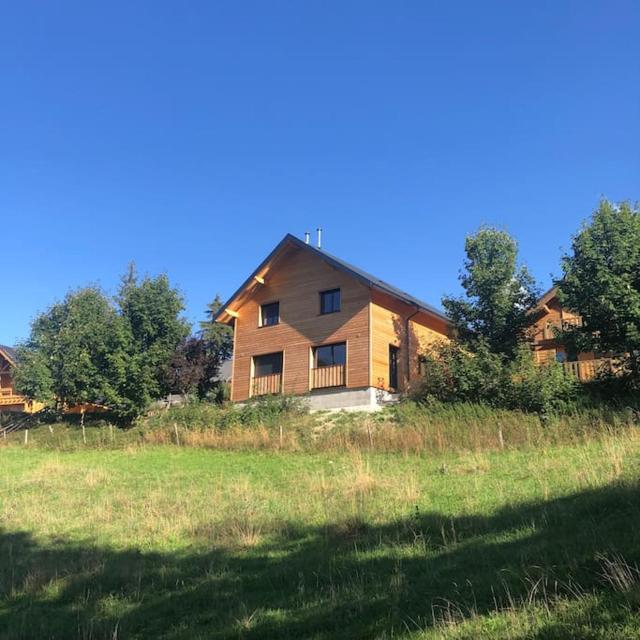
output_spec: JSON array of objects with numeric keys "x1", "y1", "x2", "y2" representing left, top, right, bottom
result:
[
  {"x1": 320, "y1": 288, "x2": 341, "y2": 314},
  {"x1": 253, "y1": 352, "x2": 283, "y2": 377},
  {"x1": 314, "y1": 342, "x2": 346, "y2": 368},
  {"x1": 260, "y1": 301, "x2": 280, "y2": 327}
]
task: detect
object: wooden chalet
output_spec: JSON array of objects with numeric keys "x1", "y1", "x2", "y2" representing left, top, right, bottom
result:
[
  {"x1": 0, "y1": 345, "x2": 41, "y2": 413},
  {"x1": 530, "y1": 287, "x2": 613, "y2": 381},
  {"x1": 214, "y1": 233, "x2": 451, "y2": 410}
]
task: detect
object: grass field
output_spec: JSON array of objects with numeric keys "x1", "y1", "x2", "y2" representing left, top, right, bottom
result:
[{"x1": 2, "y1": 420, "x2": 640, "y2": 638}]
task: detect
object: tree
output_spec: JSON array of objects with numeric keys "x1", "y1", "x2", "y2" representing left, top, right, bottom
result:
[
  {"x1": 118, "y1": 269, "x2": 191, "y2": 409},
  {"x1": 163, "y1": 295, "x2": 233, "y2": 401},
  {"x1": 199, "y1": 294, "x2": 233, "y2": 361},
  {"x1": 442, "y1": 226, "x2": 539, "y2": 357},
  {"x1": 559, "y1": 200, "x2": 640, "y2": 374},
  {"x1": 14, "y1": 288, "x2": 129, "y2": 414}
]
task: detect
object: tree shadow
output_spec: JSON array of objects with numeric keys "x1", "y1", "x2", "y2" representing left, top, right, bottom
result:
[{"x1": 1, "y1": 480, "x2": 640, "y2": 639}]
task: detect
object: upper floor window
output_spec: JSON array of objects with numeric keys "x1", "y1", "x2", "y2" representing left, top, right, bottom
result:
[
  {"x1": 260, "y1": 301, "x2": 280, "y2": 327},
  {"x1": 320, "y1": 288, "x2": 341, "y2": 314}
]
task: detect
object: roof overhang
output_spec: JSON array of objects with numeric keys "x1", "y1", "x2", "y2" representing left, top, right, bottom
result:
[{"x1": 0, "y1": 346, "x2": 17, "y2": 366}]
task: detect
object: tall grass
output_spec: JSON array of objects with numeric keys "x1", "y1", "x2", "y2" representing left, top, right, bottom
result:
[{"x1": 3, "y1": 398, "x2": 639, "y2": 454}]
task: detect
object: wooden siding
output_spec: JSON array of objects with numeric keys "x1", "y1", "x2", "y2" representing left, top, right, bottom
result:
[
  {"x1": 0, "y1": 352, "x2": 37, "y2": 412},
  {"x1": 530, "y1": 293, "x2": 596, "y2": 364},
  {"x1": 370, "y1": 290, "x2": 450, "y2": 392},
  {"x1": 231, "y1": 246, "x2": 370, "y2": 401}
]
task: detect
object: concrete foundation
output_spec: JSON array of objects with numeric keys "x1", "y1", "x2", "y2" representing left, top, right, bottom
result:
[{"x1": 302, "y1": 387, "x2": 400, "y2": 412}]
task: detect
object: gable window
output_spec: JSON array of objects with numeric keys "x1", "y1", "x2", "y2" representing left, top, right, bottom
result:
[
  {"x1": 314, "y1": 342, "x2": 346, "y2": 368},
  {"x1": 320, "y1": 288, "x2": 341, "y2": 315},
  {"x1": 260, "y1": 301, "x2": 280, "y2": 327}
]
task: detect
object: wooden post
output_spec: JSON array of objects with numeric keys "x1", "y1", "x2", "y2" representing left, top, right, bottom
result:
[
  {"x1": 109, "y1": 423, "x2": 114, "y2": 443},
  {"x1": 81, "y1": 408, "x2": 86, "y2": 445},
  {"x1": 498, "y1": 426, "x2": 504, "y2": 450},
  {"x1": 173, "y1": 422, "x2": 180, "y2": 446},
  {"x1": 24, "y1": 429, "x2": 29, "y2": 445},
  {"x1": 279, "y1": 424, "x2": 283, "y2": 449},
  {"x1": 367, "y1": 421, "x2": 373, "y2": 450}
]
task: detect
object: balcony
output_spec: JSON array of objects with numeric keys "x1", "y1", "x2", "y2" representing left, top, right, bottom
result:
[
  {"x1": 562, "y1": 358, "x2": 613, "y2": 382},
  {"x1": 311, "y1": 364, "x2": 346, "y2": 390},
  {"x1": 251, "y1": 373, "x2": 282, "y2": 397},
  {"x1": 0, "y1": 393, "x2": 27, "y2": 406}
]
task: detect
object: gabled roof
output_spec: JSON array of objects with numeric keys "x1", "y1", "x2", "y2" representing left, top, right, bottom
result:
[
  {"x1": 214, "y1": 233, "x2": 450, "y2": 325},
  {"x1": 0, "y1": 345, "x2": 18, "y2": 365}
]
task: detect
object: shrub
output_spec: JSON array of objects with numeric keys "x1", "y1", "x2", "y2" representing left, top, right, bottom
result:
[{"x1": 413, "y1": 341, "x2": 580, "y2": 414}]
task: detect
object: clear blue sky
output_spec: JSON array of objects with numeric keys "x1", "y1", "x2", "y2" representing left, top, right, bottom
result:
[{"x1": 2, "y1": 1, "x2": 638, "y2": 345}]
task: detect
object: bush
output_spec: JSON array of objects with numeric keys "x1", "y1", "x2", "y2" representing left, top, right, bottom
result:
[{"x1": 413, "y1": 341, "x2": 580, "y2": 414}]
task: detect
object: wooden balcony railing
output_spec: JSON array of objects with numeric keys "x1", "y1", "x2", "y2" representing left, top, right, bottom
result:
[
  {"x1": 0, "y1": 394, "x2": 26, "y2": 406},
  {"x1": 251, "y1": 373, "x2": 282, "y2": 397},
  {"x1": 311, "y1": 364, "x2": 346, "y2": 389},
  {"x1": 562, "y1": 358, "x2": 613, "y2": 381}
]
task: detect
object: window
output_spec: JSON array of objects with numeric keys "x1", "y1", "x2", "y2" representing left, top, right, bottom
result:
[
  {"x1": 313, "y1": 342, "x2": 346, "y2": 368},
  {"x1": 320, "y1": 288, "x2": 341, "y2": 314},
  {"x1": 253, "y1": 352, "x2": 283, "y2": 377},
  {"x1": 260, "y1": 302, "x2": 279, "y2": 327}
]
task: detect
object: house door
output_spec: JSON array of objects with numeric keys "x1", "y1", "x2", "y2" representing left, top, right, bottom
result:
[{"x1": 389, "y1": 345, "x2": 399, "y2": 390}]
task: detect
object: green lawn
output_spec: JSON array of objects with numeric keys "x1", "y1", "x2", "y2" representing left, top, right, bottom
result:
[{"x1": 1, "y1": 434, "x2": 640, "y2": 639}]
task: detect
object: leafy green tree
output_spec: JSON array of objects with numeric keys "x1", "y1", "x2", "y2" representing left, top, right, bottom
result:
[
  {"x1": 199, "y1": 294, "x2": 233, "y2": 361},
  {"x1": 14, "y1": 288, "x2": 128, "y2": 413},
  {"x1": 118, "y1": 269, "x2": 191, "y2": 409},
  {"x1": 443, "y1": 226, "x2": 539, "y2": 357},
  {"x1": 558, "y1": 200, "x2": 640, "y2": 374}
]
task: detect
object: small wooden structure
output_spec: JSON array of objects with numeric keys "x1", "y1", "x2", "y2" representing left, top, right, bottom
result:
[
  {"x1": 529, "y1": 288, "x2": 614, "y2": 381},
  {"x1": 0, "y1": 345, "x2": 42, "y2": 413}
]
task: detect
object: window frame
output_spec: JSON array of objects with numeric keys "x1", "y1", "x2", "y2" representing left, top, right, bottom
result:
[
  {"x1": 319, "y1": 288, "x2": 341, "y2": 315},
  {"x1": 313, "y1": 342, "x2": 346, "y2": 369},
  {"x1": 259, "y1": 301, "x2": 280, "y2": 327},
  {"x1": 252, "y1": 351, "x2": 284, "y2": 377}
]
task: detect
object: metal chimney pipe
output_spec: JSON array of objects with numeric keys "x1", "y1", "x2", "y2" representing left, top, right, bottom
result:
[
  {"x1": 304, "y1": 231, "x2": 310, "y2": 244},
  {"x1": 317, "y1": 227, "x2": 322, "y2": 249}
]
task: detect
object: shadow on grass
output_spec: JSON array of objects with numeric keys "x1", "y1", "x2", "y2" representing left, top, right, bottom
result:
[{"x1": 1, "y1": 481, "x2": 640, "y2": 639}]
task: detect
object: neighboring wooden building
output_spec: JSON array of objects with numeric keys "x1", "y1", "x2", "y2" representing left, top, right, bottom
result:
[
  {"x1": 529, "y1": 288, "x2": 612, "y2": 380},
  {"x1": 0, "y1": 345, "x2": 41, "y2": 413},
  {"x1": 214, "y1": 234, "x2": 451, "y2": 410}
]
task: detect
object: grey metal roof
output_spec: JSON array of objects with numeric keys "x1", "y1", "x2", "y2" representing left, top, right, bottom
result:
[
  {"x1": 0, "y1": 345, "x2": 18, "y2": 364},
  {"x1": 299, "y1": 238, "x2": 449, "y2": 322},
  {"x1": 214, "y1": 233, "x2": 450, "y2": 324}
]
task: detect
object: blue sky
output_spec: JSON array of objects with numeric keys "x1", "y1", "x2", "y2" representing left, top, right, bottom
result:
[{"x1": 1, "y1": 1, "x2": 638, "y2": 345}]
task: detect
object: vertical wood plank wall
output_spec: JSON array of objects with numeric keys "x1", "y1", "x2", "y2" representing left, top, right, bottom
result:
[
  {"x1": 369, "y1": 290, "x2": 450, "y2": 392},
  {"x1": 231, "y1": 247, "x2": 370, "y2": 401}
]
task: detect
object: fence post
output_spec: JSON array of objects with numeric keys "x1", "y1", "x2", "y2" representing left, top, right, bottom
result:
[
  {"x1": 173, "y1": 422, "x2": 180, "y2": 446},
  {"x1": 498, "y1": 426, "x2": 504, "y2": 450},
  {"x1": 279, "y1": 424, "x2": 283, "y2": 449},
  {"x1": 81, "y1": 409, "x2": 87, "y2": 445},
  {"x1": 24, "y1": 429, "x2": 29, "y2": 445}
]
